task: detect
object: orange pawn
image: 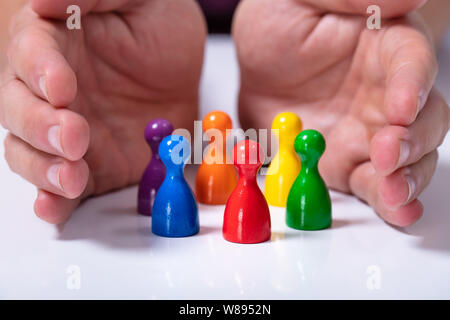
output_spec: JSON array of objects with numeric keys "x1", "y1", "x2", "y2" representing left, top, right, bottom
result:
[{"x1": 196, "y1": 111, "x2": 238, "y2": 204}]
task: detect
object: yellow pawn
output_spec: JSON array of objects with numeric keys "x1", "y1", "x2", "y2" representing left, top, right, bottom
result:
[{"x1": 264, "y1": 112, "x2": 303, "y2": 207}]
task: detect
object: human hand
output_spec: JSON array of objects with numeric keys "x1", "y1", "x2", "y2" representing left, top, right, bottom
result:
[
  {"x1": 233, "y1": 0, "x2": 450, "y2": 226},
  {"x1": 0, "y1": 0, "x2": 206, "y2": 223}
]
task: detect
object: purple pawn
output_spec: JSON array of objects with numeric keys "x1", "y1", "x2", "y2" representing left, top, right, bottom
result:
[{"x1": 138, "y1": 119, "x2": 174, "y2": 216}]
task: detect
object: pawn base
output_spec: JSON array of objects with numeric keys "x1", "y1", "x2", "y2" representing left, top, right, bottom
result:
[
  {"x1": 222, "y1": 231, "x2": 271, "y2": 244},
  {"x1": 286, "y1": 219, "x2": 331, "y2": 231},
  {"x1": 137, "y1": 198, "x2": 152, "y2": 216},
  {"x1": 152, "y1": 227, "x2": 199, "y2": 238}
]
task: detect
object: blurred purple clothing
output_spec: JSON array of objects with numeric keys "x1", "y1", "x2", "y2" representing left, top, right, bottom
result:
[{"x1": 197, "y1": 0, "x2": 241, "y2": 33}]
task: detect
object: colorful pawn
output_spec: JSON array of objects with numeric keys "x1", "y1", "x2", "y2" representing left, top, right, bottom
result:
[
  {"x1": 286, "y1": 130, "x2": 332, "y2": 230},
  {"x1": 138, "y1": 119, "x2": 174, "y2": 216},
  {"x1": 196, "y1": 111, "x2": 237, "y2": 204},
  {"x1": 223, "y1": 140, "x2": 271, "y2": 244},
  {"x1": 264, "y1": 112, "x2": 303, "y2": 207},
  {"x1": 152, "y1": 135, "x2": 199, "y2": 237}
]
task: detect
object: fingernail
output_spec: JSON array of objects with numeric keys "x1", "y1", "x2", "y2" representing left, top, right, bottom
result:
[
  {"x1": 39, "y1": 76, "x2": 49, "y2": 101},
  {"x1": 47, "y1": 164, "x2": 62, "y2": 190},
  {"x1": 404, "y1": 174, "x2": 416, "y2": 203},
  {"x1": 397, "y1": 141, "x2": 410, "y2": 167},
  {"x1": 48, "y1": 125, "x2": 63, "y2": 154},
  {"x1": 417, "y1": 90, "x2": 427, "y2": 116},
  {"x1": 35, "y1": 190, "x2": 45, "y2": 205}
]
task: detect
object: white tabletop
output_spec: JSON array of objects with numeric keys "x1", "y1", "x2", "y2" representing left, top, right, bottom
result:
[{"x1": 1, "y1": 34, "x2": 450, "y2": 300}]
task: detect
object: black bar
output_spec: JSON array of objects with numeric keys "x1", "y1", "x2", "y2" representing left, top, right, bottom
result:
[{"x1": 0, "y1": 300, "x2": 448, "y2": 318}]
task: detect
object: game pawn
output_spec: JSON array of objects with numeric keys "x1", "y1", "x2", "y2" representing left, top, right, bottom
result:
[
  {"x1": 138, "y1": 119, "x2": 174, "y2": 216},
  {"x1": 286, "y1": 130, "x2": 332, "y2": 230},
  {"x1": 152, "y1": 135, "x2": 199, "y2": 237},
  {"x1": 264, "y1": 112, "x2": 303, "y2": 207},
  {"x1": 223, "y1": 140, "x2": 271, "y2": 244},
  {"x1": 196, "y1": 111, "x2": 237, "y2": 204}
]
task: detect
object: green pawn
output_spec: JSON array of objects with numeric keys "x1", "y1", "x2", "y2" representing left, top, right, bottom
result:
[{"x1": 286, "y1": 130, "x2": 331, "y2": 230}]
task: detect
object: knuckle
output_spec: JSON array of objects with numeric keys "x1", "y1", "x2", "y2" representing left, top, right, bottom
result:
[
  {"x1": 8, "y1": 13, "x2": 19, "y2": 38},
  {"x1": 8, "y1": 26, "x2": 41, "y2": 65},
  {"x1": 21, "y1": 107, "x2": 38, "y2": 142},
  {"x1": 8, "y1": 28, "x2": 26, "y2": 57},
  {"x1": 21, "y1": 100, "x2": 48, "y2": 144},
  {"x1": 8, "y1": 4, "x2": 30, "y2": 37},
  {"x1": 14, "y1": 27, "x2": 35, "y2": 50}
]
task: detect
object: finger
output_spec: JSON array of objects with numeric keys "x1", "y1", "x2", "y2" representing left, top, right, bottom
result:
[
  {"x1": 379, "y1": 200, "x2": 423, "y2": 228},
  {"x1": 350, "y1": 162, "x2": 424, "y2": 227},
  {"x1": 4, "y1": 134, "x2": 89, "y2": 199},
  {"x1": 31, "y1": 0, "x2": 137, "y2": 18},
  {"x1": 379, "y1": 150, "x2": 438, "y2": 211},
  {"x1": 371, "y1": 89, "x2": 449, "y2": 175},
  {"x1": 381, "y1": 17, "x2": 438, "y2": 125},
  {"x1": 299, "y1": 0, "x2": 426, "y2": 18},
  {"x1": 0, "y1": 77, "x2": 90, "y2": 160},
  {"x1": 34, "y1": 189, "x2": 81, "y2": 224},
  {"x1": 7, "y1": 24, "x2": 77, "y2": 106}
]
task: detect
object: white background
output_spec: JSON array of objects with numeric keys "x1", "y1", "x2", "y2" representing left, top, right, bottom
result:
[{"x1": 1, "y1": 33, "x2": 450, "y2": 299}]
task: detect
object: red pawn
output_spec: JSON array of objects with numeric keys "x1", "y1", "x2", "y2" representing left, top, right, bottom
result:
[{"x1": 223, "y1": 140, "x2": 271, "y2": 244}]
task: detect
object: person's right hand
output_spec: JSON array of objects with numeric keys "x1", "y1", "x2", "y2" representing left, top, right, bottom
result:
[
  {"x1": 234, "y1": 0, "x2": 450, "y2": 227},
  {"x1": 0, "y1": 0, "x2": 207, "y2": 224}
]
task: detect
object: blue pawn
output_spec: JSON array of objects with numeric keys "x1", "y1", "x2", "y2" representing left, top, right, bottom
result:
[{"x1": 152, "y1": 135, "x2": 199, "y2": 237}]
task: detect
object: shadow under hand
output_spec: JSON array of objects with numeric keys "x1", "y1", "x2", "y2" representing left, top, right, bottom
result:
[
  {"x1": 405, "y1": 163, "x2": 450, "y2": 253},
  {"x1": 57, "y1": 186, "x2": 155, "y2": 250},
  {"x1": 331, "y1": 218, "x2": 369, "y2": 229}
]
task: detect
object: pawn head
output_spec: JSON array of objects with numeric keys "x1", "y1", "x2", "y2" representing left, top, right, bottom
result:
[
  {"x1": 272, "y1": 112, "x2": 303, "y2": 144},
  {"x1": 294, "y1": 130, "x2": 326, "y2": 168},
  {"x1": 233, "y1": 140, "x2": 265, "y2": 174},
  {"x1": 145, "y1": 119, "x2": 174, "y2": 151},
  {"x1": 158, "y1": 135, "x2": 191, "y2": 169},
  {"x1": 203, "y1": 111, "x2": 232, "y2": 136}
]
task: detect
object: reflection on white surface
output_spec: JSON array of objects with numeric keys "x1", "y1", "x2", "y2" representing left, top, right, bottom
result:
[{"x1": 0, "y1": 34, "x2": 450, "y2": 299}]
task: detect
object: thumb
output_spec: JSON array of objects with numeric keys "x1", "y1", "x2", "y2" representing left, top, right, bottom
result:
[
  {"x1": 300, "y1": 0, "x2": 427, "y2": 18},
  {"x1": 31, "y1": 0, "x2": 136, "y2": 18}
]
